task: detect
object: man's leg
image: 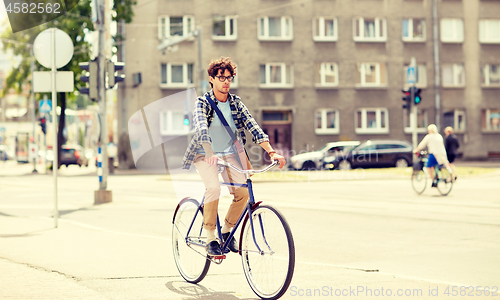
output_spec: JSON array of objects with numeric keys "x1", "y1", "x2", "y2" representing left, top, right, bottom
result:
[
  {"x1": 221, "y1": 155, "x2": 249, "y2": 227},
  {"x1": 193, "y1": 155, "x2": 223, "y2": 256},
  {"x1": 220, "y1": 154, "x2": 249, "y2": 252},
  {"x1": 428, "y1": 167, "x2": 436, "y2": 187}
]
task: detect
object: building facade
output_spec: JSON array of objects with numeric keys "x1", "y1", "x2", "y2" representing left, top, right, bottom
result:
[{"x1": 119, "y1": 0, "x2": 500, "y2": 168}]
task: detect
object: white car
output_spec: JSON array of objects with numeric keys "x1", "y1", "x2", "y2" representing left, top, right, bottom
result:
[{"x1": 289, "y1": 141, "x2": 360, "y2": 170}]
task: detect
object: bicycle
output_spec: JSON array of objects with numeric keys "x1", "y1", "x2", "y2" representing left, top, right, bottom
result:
[
  {"x1": 172, "y1": 159, "x2": 295, "y2": 300},
  {"x1": 411, "y1": 151, "x2": 453, "y2": 196}
]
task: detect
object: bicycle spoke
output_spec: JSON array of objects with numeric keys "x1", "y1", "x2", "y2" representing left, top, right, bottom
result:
[
  {"x1": 172, "y1": 199, "x2": 210, "y2": 283},
  {"x1": 241, "y1": 205, "x2": 295, "y2": 300}
]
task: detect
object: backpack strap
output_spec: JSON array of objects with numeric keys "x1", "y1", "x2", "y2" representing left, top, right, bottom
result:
[{"x1": 205, "y1": 94, "x2": 249, "y2": 170}]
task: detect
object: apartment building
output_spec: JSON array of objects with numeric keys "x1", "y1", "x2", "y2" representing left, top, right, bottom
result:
[{"x1": 120, "y1": 0, "x2": 500, "y2": 167}]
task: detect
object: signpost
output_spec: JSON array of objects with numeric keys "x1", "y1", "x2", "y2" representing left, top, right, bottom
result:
[
  {"x1": 409, "y1": 58, "x2": 418, "y2": 151},
  {"x1": 32, "y1": 28, "x2": 74, "y2": 228},
  {"x1": 39, "y1": 99, "x2": 52, "y2": 113}
]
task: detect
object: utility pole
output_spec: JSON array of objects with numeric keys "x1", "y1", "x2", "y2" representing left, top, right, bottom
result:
[
  {"x1": 94, "y1": 0, "x2": 112, "y2": 204},
  {"x1": 30, "y1": 45, "x2": 37, "y2": 173},
  {"x1": 433, "y1": 0, "x2": 441, "y2": 131},
  {"x1": 410, "y1": 57, "x2": 418, "y2": 149}
]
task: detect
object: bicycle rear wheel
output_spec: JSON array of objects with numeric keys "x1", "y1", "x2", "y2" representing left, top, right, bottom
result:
[
  {"x1": 172, "y1": 198, "x2": 210, "y2": 283},
  {"x1": 411, "y1": 169, "x2": 427, "y2": 194},
  {"x1": 241, "y1": 205, "x2": 295, "y2": 300},
  {"x1": 436, "y1": 167, "x2": 453, "y2": 196}
]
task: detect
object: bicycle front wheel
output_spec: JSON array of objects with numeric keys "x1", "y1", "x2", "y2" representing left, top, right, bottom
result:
[
  {"x1": 436, "y1": 168, "x2": 453, "y2": 196},
  {"x1": 241, "y1": 205, "x2": 295, "y2": 300},
  {"x1": 172, "y1": 198, "x2": 210, "y2": 283},
  {"x1": 411, "y1": 169, "x2": 427, "y2": 194}
]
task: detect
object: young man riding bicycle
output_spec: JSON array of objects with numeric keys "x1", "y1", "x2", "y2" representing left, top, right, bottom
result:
[{"x1": 182, "y1": 57, "x2": 286, "y2": 257}]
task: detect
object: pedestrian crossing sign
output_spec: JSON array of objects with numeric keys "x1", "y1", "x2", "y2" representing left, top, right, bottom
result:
[
  {"x1": 39, "y1": 100, "x2": 52, "y2": 113},
  {"x1": 407, "y1": 67, "x2": 416, "y2": 84}
]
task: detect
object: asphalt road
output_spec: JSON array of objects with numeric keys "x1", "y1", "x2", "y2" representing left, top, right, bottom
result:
[{"x1": 0, "y1": 166, "x2": 499, "y2": 299}]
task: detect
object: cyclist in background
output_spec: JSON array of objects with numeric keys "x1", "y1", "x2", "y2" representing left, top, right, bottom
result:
[{"x1": 413, "y1": 124, "x2": 454, "y2": 187}]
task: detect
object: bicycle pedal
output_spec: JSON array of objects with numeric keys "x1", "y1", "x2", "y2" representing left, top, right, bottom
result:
[{"x1": 209, "y1": 255, "x2": 226, "y2": 260}]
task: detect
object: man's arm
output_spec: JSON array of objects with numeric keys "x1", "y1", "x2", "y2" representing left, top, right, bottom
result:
[
  {"x1": 413, "y1": 135, "x2": 429, "y2": 153},
  {"x1": 201, "y1": 143, "x2": 219, "y2": 166},
  {"x1": 259, "y1": 141, "x2": 286, "y2": 169}
]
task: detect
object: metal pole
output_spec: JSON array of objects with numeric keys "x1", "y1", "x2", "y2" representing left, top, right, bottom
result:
[
  {"x1": 98, "y1": 0, "x2": 108, "y2": 190},
  {"x1": 197, "y1": 28, "x2": 203, "y2": 95},
  {"x1": 433, "y1": 0, "x2": 441, "y2": 131},
  {"x1": 30, "y1": 46, "x2": 37, "y2": 173},
  {"x1": 410, "y1": 57, "x2": 418, "y2": 149},
  {"x1": 51, "y1": 28, "x2": 59, "y2": 228},
  {"x1": 411, "y1": 86, "x2": 418, "y2": 149}
]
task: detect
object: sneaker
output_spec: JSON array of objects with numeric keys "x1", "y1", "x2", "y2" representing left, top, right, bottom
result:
[
  {"x1": 431, "y1": 180, "x2": 438, "y2": 188},
  {"x1": 206, "y1": 240, "x2": 222, "y2": 256},
  {"x1": 221, "y1": 232, "x2": 238, "y2": 253}
]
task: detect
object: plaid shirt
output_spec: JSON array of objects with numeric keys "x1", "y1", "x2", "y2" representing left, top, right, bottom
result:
[{"x1": 182, "y1": 90, "x2": 269, "y2": 170}]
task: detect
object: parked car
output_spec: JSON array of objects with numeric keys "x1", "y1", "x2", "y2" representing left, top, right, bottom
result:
[
  {"x1": 289, "y1": 141, "x2": 360, "y2": 170},
  {"x1": 61, "y1": 145, "x2": 88, "y2": 167},
  {"x1": 40, "y1": 146, "x2": 90, "y2": 168},
  {"x1": 322, "y1": 140, "x2": 413, "y2": 170}
]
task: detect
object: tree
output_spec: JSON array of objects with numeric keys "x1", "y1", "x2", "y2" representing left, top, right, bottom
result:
[{"x1": 1, "y1": 0, "x2": 136, "y2": 168}]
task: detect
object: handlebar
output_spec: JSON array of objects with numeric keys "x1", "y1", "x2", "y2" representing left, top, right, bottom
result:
[
  {"x1": 415, "y1": 150, "x2": 428, "y2": 157},
  {"x1": 217, "y1": 159, "x2": 279, "y2": 175}
]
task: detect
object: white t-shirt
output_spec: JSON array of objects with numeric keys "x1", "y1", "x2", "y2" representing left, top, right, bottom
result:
[{"x1": 418, "y1": 133, "x2": 448, "y2": 164}]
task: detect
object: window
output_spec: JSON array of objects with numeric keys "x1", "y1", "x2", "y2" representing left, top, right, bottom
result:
[
  {"x1": 313, "y1": 17, "x2": 338, "y2": 41},
  {"x1": 404, "y1": 64, "x2": 427, "y2": 88},
  {"x1": 160, "y1": 111, "x2": 189, "y2": 135},
  {"x1": 158, "y1": 16, "x2": 195, "y2": 40},
  {"x1": 160, "y1": 63, "x2": 194, "y2": 88},
  {"x1": 356, "y1": 63, "x2": 387, "y2": 87},
  {"x1": 402, "y1": 18, "x2": 426, "y2": 41},
  {"x1": 443, "y1": 109, "x2": 466, "y2": 132},
  {"x1": 353, "y1": 17, "x2": 387, "y2": 42},
  {"x1": 259, "y1": 63, "x2": 293, "y2": 88},
  {"x1": 258, "y1": 16, "x2": 293, "y2": 41},
  {"x1": 481, "y1": 64, "x2": 500, "y2": 86},
  {"x1": 212, "y1": 15, "x2": 237, "y2": 40},
  {"x1": 482, "y1": 109, "x2": 500, "y2": 131},
  {"x1": 315, "y1": 63, "x2": 339, "y2": 87},
  {"x1": 479, "y1": 20, "x2": 500, "y2": 43},
  {"x1": 355, "y1": 108, "x2": 389, "y2": 134},
  {"x1": 315, "y1": 109, "x2": 339, "y2": 134},
  {"x1": 404, "y1": 109, "x2": 428, "y2": 133},
  {"x1": 442, "y1": 64, "x2": 465, "y2": 87},
  {"x1": 263, "y1": 111, "x2": 291, "y2": 123},
  {"x1": 440, "y1": 18, "x2": 464, "y2": 43}
]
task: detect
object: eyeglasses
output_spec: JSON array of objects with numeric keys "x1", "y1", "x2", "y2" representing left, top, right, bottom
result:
[{"x1": 215, "y1": 75, "x2": 235, "y2": 82}]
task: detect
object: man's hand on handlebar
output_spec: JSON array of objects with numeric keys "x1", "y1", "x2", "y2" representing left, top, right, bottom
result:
[
  {"x1": 270, "y1": 153, "x2": 286, "y2": 169},
  {"x1": 203, "y1": 154, "x2": 220, "y2": 166}
]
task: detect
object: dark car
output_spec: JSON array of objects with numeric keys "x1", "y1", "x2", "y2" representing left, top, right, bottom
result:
[
  {"x1": 60, "y1": 145, "x2": 88, "y2": 167},
  {"x1": 322, "y1": 140, "x2": 413, "y2": 170}
]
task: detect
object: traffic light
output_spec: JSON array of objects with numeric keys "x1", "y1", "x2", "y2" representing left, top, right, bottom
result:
[
  {"x1": 402, "y1": 88, "x2": 412, "y2": 111},
  {"x1": 107, "y1": 61, "x2": 125, "y2": 88},
  {"x1": 413, "y1": 87, "x2": 422, "y2": 105},
  {"x1": 183, "y1": 113, "x2": 190, "y2": 126},
  {"x1": 39, "y1": 117, "x2": 46, "y2": 135},
  {"x1": 79, "y1": 60, "x2": 98, "y2": 100}
]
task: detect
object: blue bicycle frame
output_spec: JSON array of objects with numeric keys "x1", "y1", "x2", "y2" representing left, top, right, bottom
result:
[{"x1": 181, "y1": 161, "x2": 278, "y2": 256}]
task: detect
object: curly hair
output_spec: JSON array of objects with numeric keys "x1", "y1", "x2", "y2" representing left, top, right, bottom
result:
[{"x1": 207, "y1": 57, "x2": 237, "y2": 88}]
